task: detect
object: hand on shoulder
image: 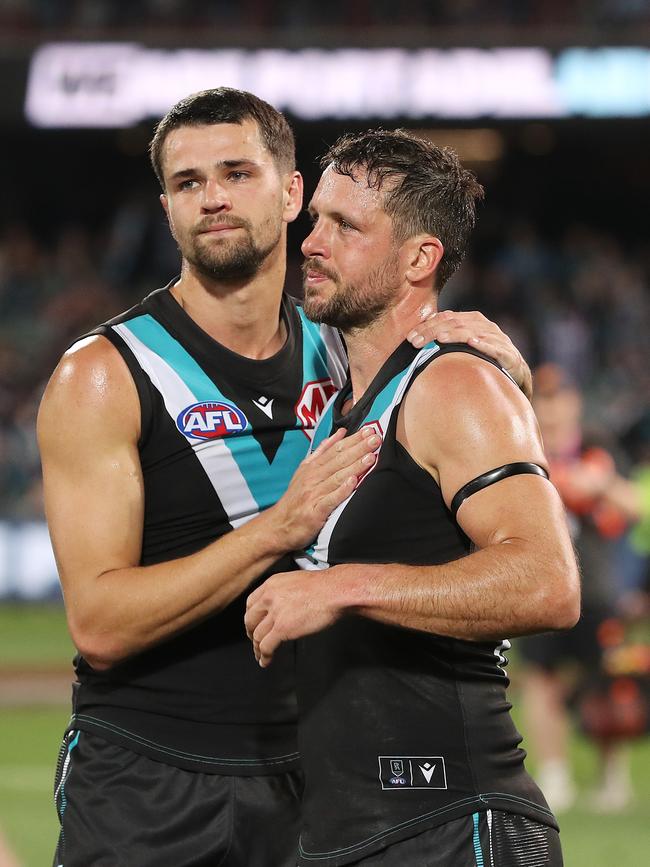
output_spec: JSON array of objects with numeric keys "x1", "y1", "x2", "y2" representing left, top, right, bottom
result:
[{"x1": 399, "y1": 351, "x2": 546, "y2": 510}]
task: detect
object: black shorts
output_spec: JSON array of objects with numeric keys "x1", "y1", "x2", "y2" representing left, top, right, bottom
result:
[
  {"x1": 347, "y1": 811, "x2": 563, "y2": 866},
  {"x1": 53, "y1": 729, "x2": 303, "y2": 867},
  {"x1": 517, "y1": 607, "x2": 606, "y2": 672}
]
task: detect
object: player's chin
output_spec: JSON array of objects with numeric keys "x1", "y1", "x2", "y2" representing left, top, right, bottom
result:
[{"x1": 301, "y1": 294, "x2": 329, "y2": 323}]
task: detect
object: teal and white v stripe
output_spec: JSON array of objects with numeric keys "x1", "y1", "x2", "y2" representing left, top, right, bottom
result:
[
  {"x1": 115, "y1": 315, "x2": 308, "y2": 526},
  {"x1": 298, "y1": 310, "x2": 348, "y2": 391},
  {"x1": 296, "y1": 342, "x2": 440, "y2": 570}
]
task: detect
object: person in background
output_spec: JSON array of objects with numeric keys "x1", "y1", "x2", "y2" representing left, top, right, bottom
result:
[{"x1": 519, "y1": 363, "x2": 642, "y2": 812}]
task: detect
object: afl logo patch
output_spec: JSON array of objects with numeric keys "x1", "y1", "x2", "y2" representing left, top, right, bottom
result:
[{"x1": 176, "y1": 401, "x2": 248, "y2": 440}]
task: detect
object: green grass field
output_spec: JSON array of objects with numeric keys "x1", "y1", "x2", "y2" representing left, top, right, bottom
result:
[
  {"x1": 1, "y1": 604, "x2": 648, "y2": 866},
  {"x1": 0, "y1": 603, "x2": 73, "y2": 670}
]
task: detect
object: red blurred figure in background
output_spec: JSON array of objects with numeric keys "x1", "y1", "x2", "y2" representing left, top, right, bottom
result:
[{"x1": 519, "y1": 363, "x2": 644, "y2": 812}]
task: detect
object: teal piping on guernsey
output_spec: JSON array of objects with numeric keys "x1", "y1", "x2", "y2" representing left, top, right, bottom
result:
[
  {"x1": 120, "y1": 314, "x2": 313, "y2": 511},
  {"x1": 472, "y1": 812, "x2": 485, "y2": 867},
  {"x1": 56, "y1": 730, "x2": 80, "y2": 824}
]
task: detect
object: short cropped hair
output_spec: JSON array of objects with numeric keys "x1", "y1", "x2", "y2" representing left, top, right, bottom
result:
[
  {"x1": 321, "y1": 129, "x2": 484, "y2": 290},
  {"x1": 149, "y1": 87, "x2": 296, "y2": 189}
]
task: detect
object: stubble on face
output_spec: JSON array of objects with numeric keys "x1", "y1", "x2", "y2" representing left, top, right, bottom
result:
[
  {"x1": 301, "y1": 254, "x2": 401, "y2": 332},
  {"x1": 183, "y1": 212, "x2": 283, "y2": 283}
]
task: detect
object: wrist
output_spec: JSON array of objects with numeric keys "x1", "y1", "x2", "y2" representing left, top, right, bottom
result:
[
  {"x1": 248, "y1": 505, "x2": 296, "y2": 559},
  {"x1": 329, "y1": 563, "x2": 380, "y2": 614}
]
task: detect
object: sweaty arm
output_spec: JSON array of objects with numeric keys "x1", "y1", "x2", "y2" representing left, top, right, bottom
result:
[
  {"x1": 38, "y1": 336, "x2": 377, "y2": 670},
  {"x1": 246, "y1": 354, "x2": 580, "y2": 666},
  {"x1": 337, "y1": 353, "x2": 580, "y2": 640}
]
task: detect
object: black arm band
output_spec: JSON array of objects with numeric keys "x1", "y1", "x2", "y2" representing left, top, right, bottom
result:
[{"x1": 450, "y1": 462, "x2": 549, "y2": 519}]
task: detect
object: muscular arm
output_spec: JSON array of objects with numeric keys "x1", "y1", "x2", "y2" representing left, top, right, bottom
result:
[
  {"x1": 39, "y1": 336, "x2": 377, "y2": 670},
  {"x1": 407, "y1": 309, "x2": 533, "y2": 400},
  {"x1": 342, "y1": 354, "x2": 579, "y2": 638},
  {"x1": 246, "y1": 355, "x2": 580, "y2": 665}
]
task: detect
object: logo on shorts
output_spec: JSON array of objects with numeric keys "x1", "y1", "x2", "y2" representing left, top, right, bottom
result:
[
  {"x1": 295, "y1": 378, "x2": 337, "y2": 440},
  {"x1": 176, "y1": 401, "x2": 248, "y2": 440},
  {"x1": 378, "y1": 756, "x2": 447, "y2": 791}
]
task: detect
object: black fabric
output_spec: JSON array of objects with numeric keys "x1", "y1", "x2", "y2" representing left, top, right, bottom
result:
[
  {"x1": 69, "y1": 285, "x2": 345, "y2": 773},
  {"x1": 518, "y1": 606, "x2": 607, "y2": 671},
  {"x1": 450, "y1": 462, "x2": 550, "y2": 518},
  {"x1": 297, "y1": 342, "x2": 556, "y2": 867},
  {"x1": 347, "y1": 811, "x2": 563, "y2": 866},
  {"x1": 53, "y1": 730, "x2": 304, "y2": 867}
]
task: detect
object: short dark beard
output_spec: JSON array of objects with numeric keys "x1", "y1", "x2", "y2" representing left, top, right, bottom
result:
[
  {"x1": 186, "y1": 218, "x2": 280, "y2": 283},
  {"x1": 301, "y1": 257, "x2": 399, "y2": 331}
]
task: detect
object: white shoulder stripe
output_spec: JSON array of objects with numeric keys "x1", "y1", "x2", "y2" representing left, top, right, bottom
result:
[{"x1": 113, "y1": 323, "x2": 259, "y2": 529}]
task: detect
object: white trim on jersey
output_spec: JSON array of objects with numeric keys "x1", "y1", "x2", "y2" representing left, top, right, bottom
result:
[
  {"x1": 320, "y1": 324, "x2": 349, "y2": 390},
  {"x1": 295, "y1": 343, "x2": 440, "y2": 571},
  {"x1": 113, "y1": 323, "x2": 259, "y2": 529}
]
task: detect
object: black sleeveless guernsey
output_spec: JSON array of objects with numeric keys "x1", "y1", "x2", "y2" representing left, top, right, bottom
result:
[
  {"x1": 68, "y1": 284, "x2": 347, "y2": 774},
  {"x1": 294, "y1": 340, "x2": 556, "y2": 865}
]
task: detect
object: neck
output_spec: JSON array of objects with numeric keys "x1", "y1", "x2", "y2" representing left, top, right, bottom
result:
[
  {"x1": 171, "y1": 238, "x2": 287, "y2": 359},
  {"x1": 343, "y1": 291, "x2": 437, "y2": 404}
]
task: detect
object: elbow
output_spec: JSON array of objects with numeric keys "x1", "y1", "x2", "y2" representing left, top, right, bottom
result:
[
  {"x1": 541, "y1": 561, "x2": 581, "y2": 632},
  {"x1": 69, "y1": 618, "x2": 129, "y2": 672}
]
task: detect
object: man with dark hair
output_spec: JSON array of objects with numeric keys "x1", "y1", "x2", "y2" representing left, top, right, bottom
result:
[
  {"x1": 246, "y1": 130, "x2": 580, "y2": 866},
  {"x1": 39, "y1": 89, "x2": 532, "y2": 866},
  {"x1": 149, "y1": 87, "x2": 297, "y2": 184}
]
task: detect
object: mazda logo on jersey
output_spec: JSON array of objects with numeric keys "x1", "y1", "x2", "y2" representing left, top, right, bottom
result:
[
  {"x1": 295, "y1": 378, "x2": 337, "y2": 440},
  {"x1": 176, "y1": 401, "x2": 248, "y2": 440}
]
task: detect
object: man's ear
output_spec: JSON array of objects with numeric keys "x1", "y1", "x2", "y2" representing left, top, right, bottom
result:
[
  {"x1": 283, "y1": 171, "x2": 304, "y2": 224},
  {"x1": 160, "y1": 193, "x2": 176, "y2": 240},
  {"x1": 404, "y1": 236, "x2": 444, "y2": 285}
]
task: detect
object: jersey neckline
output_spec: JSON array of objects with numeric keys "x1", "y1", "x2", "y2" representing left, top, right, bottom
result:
[
  {"x1": 143, "y1": 280, "x2": 299, "y2": 387},
  {"x1": 333, "y1": 339, "x2": 422, "y2": 433}
]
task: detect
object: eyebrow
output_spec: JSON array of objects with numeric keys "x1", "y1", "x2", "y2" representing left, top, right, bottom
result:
[
  {"x1": 307, "y1": 205, "x2": 355, "y2": 225},
  {"x1": 169, "y1": 159, "x2": 261, "y2": 181}
]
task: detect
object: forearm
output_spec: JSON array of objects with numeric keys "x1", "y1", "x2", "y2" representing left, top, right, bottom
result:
[
  {"x1": 69, "y1": 508, "x2": 291, "y2": 668},
  {"x1": 331, "y1": 541, "x2": 579, "y2": 641}
]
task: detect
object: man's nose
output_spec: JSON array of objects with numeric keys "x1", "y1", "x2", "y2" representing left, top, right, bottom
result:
[
  {"x1": 201, "y1": 179, "x2": 231, "y2": 213},
  {"x1": 301, "y1": 223, "x2": 329, "y2": 259}
]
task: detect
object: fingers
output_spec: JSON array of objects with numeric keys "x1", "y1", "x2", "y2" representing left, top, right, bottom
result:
[
  {"x1": 272, "y1": 425, "x2": 382, "y2": 550},
  {"x1": 311, "y1": 471, "x2": 362, "y2": 519},
  {"x1": 407, "y1": 311, "x2": 530, "y2": 395},
  {"x1": 311, "y1": 429, "x2": 380, "y2": 483},
  {"x1": 245, "y1": 598, "x2": 282, "y2": 667},
  {"x1": 244, "y1": 596, "x2": 261, "y2": 639},
  {"x1": 244, "y1": 593, "x2": 271, "y2": 661},
  {"x1": 303, "y1": 426, "x2": 347, "y2": 463},
  {"x1": 306, "y1": 426, "x2": 377, "y2": 467},
  {"x1": 407, "y1": 310, "x2": 500, "y2": 348},
  {"x1": 257, "y1": 629, "x2": 281, "y2": 668}
]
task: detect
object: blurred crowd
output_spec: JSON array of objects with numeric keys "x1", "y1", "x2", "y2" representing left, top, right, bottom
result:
[
  {"x1": 1, "y1": 0, "x2": 650, "y2": 34},
  {"x1": 1, "y1": 202, "x2": 649, "y2": 528}
]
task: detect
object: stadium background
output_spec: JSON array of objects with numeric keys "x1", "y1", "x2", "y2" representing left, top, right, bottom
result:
[{"x1": 0, "y1": 2, "x2": 649, "y2": 865}]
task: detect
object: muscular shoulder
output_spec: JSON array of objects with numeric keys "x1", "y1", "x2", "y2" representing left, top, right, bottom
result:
[
  {"x1": 38, "y1": 334, "x2": 140, "y2": 451},
  {"x1": 400, "y1": 351, "x2": 546, "y2": 499}
]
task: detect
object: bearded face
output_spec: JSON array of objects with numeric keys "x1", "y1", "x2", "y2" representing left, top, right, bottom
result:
[
  {"x1": 183, "y1": 213, "x2": 283, "y2": 283},
  {"x1": 301, "y1": 252, "x2": 401, "y2": 331}
]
